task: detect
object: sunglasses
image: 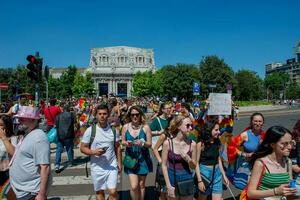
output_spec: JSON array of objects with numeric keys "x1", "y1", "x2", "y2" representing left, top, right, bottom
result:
[
  {"x1": 130, "y1": 113, "x2": 140, "y2": 117},
  {"x1": 186, "y1": 124, "x2": 193, "y2": 129}
]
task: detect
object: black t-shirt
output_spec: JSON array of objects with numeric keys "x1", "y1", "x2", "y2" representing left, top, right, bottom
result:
[{"x1": 199, "y1": 138, "x2": 220, "y2": 166}]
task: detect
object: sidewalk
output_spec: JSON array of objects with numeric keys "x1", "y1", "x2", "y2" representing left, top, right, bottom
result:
[{"x1": 239, "y1": 105, "x2": 288, "y2": 113}]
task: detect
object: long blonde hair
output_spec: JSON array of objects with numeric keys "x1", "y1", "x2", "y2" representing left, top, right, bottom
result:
[{"x1": 167, "y1": 115, "x2": 190, "y2": 137}]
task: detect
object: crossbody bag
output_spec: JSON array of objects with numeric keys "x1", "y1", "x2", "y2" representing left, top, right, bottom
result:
[{"x1": 171, "y1": 139, "x2": 194, "y2": 196}]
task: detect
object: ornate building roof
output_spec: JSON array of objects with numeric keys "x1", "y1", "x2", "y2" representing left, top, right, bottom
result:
[{"x1": 87, "y1": 46, "x2": 156, "y2": 74}]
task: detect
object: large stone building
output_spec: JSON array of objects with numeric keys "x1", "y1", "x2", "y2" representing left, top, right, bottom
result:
[
  {"x1": 266, "y1": 42, "x2": 300, "y2": 84},
  {"x1": 86, "y1": 46, "x2": 156, "y2": 97}
]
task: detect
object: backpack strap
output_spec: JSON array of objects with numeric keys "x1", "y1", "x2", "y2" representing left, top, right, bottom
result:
[
  {"x1": 89, "y1": 124, "x2": 96, "y2": 148},
  {"x1": 112, "y1": 126, "x2": 117, "y2": 154},
  {"x1": 86, "y1": 124, "x2": 96, "y2": 178}
]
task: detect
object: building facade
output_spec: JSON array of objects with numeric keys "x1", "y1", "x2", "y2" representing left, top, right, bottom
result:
[
  {"x1": 49, "y1": 67, "x2": 86, "y2": 79},
  {"x1": 86, "y1": 46, "x2": 156, "y2": 97},
  {"x1": 266, "y1": 42, "x2": 300, "y2": 84}
]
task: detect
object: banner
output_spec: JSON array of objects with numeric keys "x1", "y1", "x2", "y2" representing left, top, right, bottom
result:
[{"x1": 208, "y1": 93, "x2": 232, "y2": 115}]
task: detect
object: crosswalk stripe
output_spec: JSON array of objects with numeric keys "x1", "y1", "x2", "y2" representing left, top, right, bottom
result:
[
  {"x1": 50, "y1": 163, "x2": 90, "y2": 169},
  {"x1": 52, "y1": 176, "x2": 93, "y2": 185},
  {"x1": 49, "y1": 195, "x2": 96, "y2": 200}
]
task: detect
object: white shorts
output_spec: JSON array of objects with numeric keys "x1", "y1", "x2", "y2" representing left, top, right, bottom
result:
[{"x1": 91, "y1": 167, "x2": 118, "y2": 191}]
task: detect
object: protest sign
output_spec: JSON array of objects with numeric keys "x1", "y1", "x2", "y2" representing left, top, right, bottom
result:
[{"x1": 207, "y1": 93, "x2": 232, "y2": 115}]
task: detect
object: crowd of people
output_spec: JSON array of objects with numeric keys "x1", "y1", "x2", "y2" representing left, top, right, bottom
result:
[{"x1": 0, "y1": 94, "x2": 299, "y2": 200}]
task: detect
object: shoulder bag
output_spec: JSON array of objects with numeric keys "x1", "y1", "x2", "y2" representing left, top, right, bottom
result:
[{"x1": 171, "y1": 139, "x2": 194, "y2": 196}]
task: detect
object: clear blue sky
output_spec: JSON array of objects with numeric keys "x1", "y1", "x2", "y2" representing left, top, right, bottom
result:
[{"x1": 0, "y1": 0, "x2": 299, "y2": 78}]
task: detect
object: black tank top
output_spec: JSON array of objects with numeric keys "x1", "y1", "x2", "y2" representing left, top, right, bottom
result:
[{"x1": 199, "y1": 139, "x2": 220, "y2": 166}]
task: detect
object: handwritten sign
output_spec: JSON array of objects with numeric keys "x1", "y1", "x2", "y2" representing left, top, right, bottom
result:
[{"x1": 208, "y1": 93, "x2": 232, "y2": 115}]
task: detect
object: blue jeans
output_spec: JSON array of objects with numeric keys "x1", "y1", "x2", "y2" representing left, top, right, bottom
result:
[{"x1": 55, "y1": 138, "x2": 74, "y2": 166}]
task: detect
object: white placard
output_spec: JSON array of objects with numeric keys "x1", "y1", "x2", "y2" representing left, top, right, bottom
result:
[{"x1": 207, "y1": 93, "x2": 232, "y2": 115}]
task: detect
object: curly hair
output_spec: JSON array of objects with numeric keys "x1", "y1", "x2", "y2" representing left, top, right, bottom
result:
[
  {"x1": 0, "y1": 115, "x2": 14, "y2": 137},
  {"x1": 124, "y1": 105, "x2": 146, "y2": 124},
  {"x1": 198, "y1": 119, "x2": 219, "y2": 145}
]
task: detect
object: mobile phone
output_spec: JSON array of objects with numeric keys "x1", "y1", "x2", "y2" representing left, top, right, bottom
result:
[
  {"x1": 289, "y1": 179, "x2": 295, "y2": 188},
  {"x1": 102, "y1": 147, "x2": 109, "y2": 151}
]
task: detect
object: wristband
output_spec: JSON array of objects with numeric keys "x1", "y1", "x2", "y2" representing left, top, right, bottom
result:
[{"x1": 198, "y1": 180, "x2": 203, "y2": 183}]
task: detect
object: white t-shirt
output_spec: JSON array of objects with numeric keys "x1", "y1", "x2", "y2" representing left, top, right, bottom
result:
[
  {"x1": 82, "y1": 124, "x2": 119, "y2": 169},
  {"x1": 82, "y1": 124, "x2": 120, "y2": 191}
]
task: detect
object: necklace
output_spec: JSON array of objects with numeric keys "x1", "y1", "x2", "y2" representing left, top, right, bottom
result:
[
  {"x1": 268, "y1": 156, "x2": 282, "y2": 169},
  {"x1": 131, "y1": 123, "x2": 141, "y2": 130}
]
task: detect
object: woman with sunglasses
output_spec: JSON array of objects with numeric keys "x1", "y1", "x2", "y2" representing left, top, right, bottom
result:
[
  {"x1": 161, "y1": 115, "x2": 197, "y2": 200},
  {"x1": 151, "y1": 102, "x2": 173, "y2": 200},
  {"x1": 195, "y1": 119, "x2": 229, "y2": 200},
  {"x1": 0, "y1": 115, "x2": 16, "y2": 199},
  {"x1": 245, "y1": 126, "x2": 297, "y2": 199},
  {"x1": 121, "y1": 105, "x2": 153, "y2": 200}
]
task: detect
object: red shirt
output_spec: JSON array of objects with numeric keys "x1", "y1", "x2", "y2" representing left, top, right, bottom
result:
[{"x1": 44, "y1": 106, "x2": 62, "y2": 126}]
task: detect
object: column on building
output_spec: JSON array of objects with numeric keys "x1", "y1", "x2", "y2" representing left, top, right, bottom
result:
[
  {"x1": 109, "y1": 79, "x2": 113, "y2": 94},
  {"x1": 127, "y1": 79, "x2": 132, "y2": 97}
]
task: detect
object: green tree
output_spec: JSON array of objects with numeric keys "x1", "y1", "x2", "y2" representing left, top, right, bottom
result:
[
  {"x1": 59, "y1": 65, "x2": 77, "y2": 97},
  {"x1": 160, "y1": 64, "x2": 200, "y2": 99},
  {"x1": 199, "y1": 55, "x2": 236, "y2": 97},
  {"x1": 48, "y1": 75, "x2": 60, "y2": 99},
  {"x1": 72, "y1": 72, "x2": 85, "y2": 97},
  {"x1": 235, "y1": 70, "x2": 264, "y2": 100},
  {"x1": 132, "y1": 71, "x2": 152, "y2": 96},
  {"x1": 84, "y1": 72, "x2": 95, "y2": 96},
  {"x1": 264, "y1": 72, "x2": 289, "y2": 99},
  {"x1": 286, "y1": 81, "x2": 300, "y2": 99},
  {"x1": 150, "y1": 70, "x2": 163, "y2": 96}
]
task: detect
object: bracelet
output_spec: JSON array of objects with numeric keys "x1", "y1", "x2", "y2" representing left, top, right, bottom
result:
[
  {"x1": 273, "y1": 188, "x2": 277, "y2": 195},
  {"x1": 198, "y1": 180, "x2": 203, "y2": 183}
]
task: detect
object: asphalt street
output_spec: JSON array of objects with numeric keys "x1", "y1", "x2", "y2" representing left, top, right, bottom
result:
[{"x1": 48, "y1": 108, "x2": 300, "y2": 200}]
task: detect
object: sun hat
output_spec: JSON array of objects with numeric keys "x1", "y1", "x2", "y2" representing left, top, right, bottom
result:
[{"x1": 14, "y1": 106, "x2": 41, "y2": 119}]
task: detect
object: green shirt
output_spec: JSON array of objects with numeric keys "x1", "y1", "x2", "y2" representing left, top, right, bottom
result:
[{"x1": 150, "y1": 117, "x2": 168, "y2": 131}]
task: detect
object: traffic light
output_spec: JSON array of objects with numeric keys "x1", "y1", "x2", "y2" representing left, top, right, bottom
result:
[
  {"x1": 26, "y1": 55, "x2": 38, "y2": 81},
  {"x1": 26, "y1": 55, "x2": 43, "y2": 81}
]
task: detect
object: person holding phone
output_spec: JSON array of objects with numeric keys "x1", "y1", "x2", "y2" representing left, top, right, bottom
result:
[
  {"x1": 80, "y1": 104, "x2": 122, "y2": 200},
  {"x1": 122, "y1": 105, "x2": 153, "y2": 200},
  {"x1": 245, "y1": 126, "x2": 297, "y2": 199}
]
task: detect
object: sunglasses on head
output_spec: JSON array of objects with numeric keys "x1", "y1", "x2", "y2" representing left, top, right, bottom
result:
[{"x1": 130, "y1": 113, "x2": 140, "y2": 117}]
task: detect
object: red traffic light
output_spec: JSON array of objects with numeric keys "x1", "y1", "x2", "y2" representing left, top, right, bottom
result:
[{"x1": 26, "y1": 55, "x2": 36, "y2": 64}]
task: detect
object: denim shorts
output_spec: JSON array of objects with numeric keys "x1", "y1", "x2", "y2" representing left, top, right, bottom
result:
[{"x1": 199, "y1": 164, "x2": 223, "y2": 195}]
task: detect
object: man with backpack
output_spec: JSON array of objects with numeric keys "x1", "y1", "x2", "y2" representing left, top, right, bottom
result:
[
  {"x1": 54, "y1": 104, "x2": 75, "y2": 173},
  {"x1": 80, "y1": 104, "x2": 121, "y2": 200}
]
